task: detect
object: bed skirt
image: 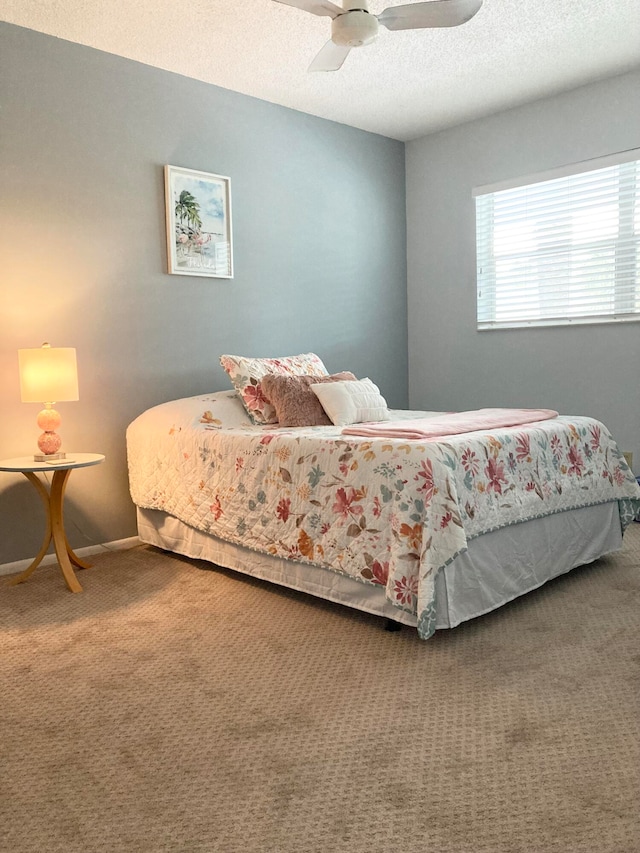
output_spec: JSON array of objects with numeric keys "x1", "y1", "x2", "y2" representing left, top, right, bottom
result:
[{"x1": 137, "y1": 502, "x2": 622, "y2": 631}]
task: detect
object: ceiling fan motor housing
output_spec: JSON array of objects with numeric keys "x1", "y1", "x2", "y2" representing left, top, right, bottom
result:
[{"x1": 332, "y1": 10, "x2": 379, "y2": 47}]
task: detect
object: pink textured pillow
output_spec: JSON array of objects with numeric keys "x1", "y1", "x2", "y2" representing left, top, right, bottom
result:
[{"x1": 261, "y1": 372, "x2": 357, "y2": 427}]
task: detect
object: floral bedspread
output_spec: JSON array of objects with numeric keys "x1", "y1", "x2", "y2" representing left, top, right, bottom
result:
[{"x1": 127, "y1": 394, "x2": 640, "y2": 639}]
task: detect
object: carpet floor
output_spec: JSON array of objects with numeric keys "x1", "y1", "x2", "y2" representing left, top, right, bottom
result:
[{"x1": 1, "y1": 525, "x2": 639, "y2": 853}]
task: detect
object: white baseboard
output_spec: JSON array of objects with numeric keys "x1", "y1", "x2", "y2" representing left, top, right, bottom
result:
[{"x1": 0, "y1": 536, "x2": 141, "y2": 577}]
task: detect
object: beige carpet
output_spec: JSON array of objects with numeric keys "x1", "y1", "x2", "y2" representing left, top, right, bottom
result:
[{"x1": 1, "y1": 526, "x2": 639, "y2": 853}]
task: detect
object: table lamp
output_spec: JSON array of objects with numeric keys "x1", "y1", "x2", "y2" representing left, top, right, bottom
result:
[{"x1": 18, "y1": 343, "x2": 79, "y2": 461}]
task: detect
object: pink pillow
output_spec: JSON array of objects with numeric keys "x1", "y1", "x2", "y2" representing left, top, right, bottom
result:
[{"x1": 261, "y1": 372, "x2": 357, "y2": 427}]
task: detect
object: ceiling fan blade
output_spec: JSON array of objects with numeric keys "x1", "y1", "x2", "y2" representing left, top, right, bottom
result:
[
  {"x1": 308, "y1": 40, "x2": 352, "y2": 72},
  {"x1": 272, "y1": 0, "x2": 343, "y2": 18},
  {"x1": 377, "y1": 0, "x2": 482, "y2": 30}
]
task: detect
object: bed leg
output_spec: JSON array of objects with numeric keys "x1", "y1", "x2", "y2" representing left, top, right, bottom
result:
[{"x1": 384, "y1": 618, "x2": 402, "y2": 632}]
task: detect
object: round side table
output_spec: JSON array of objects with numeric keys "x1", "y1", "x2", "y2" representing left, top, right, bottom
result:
[{"x1": 0, "y1": 453, "x2": 105, "y2": 593}]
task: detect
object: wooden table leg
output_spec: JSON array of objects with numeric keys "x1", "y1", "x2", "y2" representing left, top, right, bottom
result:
[
  {"x1": 8, "y1": 469, "x2": 88, "y2": 592},
  {"x1": 65, "y1": 532, "x2": 92, "y2": 570},
  {"x1": 50, "y1": 469, "x2": 83, "y2": 593}
]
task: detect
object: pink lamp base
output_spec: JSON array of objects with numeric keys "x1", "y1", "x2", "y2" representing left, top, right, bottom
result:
[
  {"x1": 37, "y1": 431, "x2": 63, "y2": 455},
  {"x1": 34, "y1": 407, "x2": 66, "y2": 461},
  {"x1": 34, "y1": 432, "x2": 66, "y2": 461}
]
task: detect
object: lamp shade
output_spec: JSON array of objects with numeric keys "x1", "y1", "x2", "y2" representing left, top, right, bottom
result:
[{"x1": 18, "y1": 344, "x2": 79, "y2": 403}]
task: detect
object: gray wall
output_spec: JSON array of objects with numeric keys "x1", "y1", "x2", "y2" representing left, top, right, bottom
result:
[
  {"x1": 0, "y1": 23, "x2": 408, "y2": 564},
  {"x1": 406, "y1": 69, "x2": 640, "y2": 473}
]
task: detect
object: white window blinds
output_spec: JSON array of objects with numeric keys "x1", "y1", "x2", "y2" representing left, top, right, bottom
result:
[{"x1": 474, "y1": 150, "x2": 640, "y2": 329}]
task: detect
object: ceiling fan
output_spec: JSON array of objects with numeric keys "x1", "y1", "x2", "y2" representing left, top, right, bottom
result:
[{"x1": 273, "y1": 0, "x2": 483, "y2": 71}]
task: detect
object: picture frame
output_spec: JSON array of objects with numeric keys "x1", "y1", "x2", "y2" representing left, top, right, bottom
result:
[{"x1": 164, "y1": 165, "x2": 233, "y2": 278}]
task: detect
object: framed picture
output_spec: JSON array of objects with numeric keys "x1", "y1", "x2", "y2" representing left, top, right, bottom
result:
[{"x1": 164, "y1": 165, "x2": 233, "y2": 278}]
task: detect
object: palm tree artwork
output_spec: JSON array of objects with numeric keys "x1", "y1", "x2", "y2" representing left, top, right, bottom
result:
[
  {"x1": 175, "y1": 190, "x2": 202, "y2": 233},
  {"x1": 175, "y1": 189, "x2": 206, "y2": 260},
  {"x1": 166, "y1": 166, "x2": 232, "y2": 277}
]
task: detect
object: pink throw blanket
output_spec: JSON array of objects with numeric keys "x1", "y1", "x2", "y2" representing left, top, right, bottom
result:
[{"x1": 342, "y1": 408, "x2": 559, "y2": 441}]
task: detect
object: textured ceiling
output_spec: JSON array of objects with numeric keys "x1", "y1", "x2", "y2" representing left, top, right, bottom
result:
[{"x1": 1, "y1": 0, "x2": 639, "y2": 140}]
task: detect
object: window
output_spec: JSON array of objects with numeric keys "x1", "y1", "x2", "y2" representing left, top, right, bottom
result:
[{"x1": 474, "y1": 150, "x2": 640, "y2": 329}]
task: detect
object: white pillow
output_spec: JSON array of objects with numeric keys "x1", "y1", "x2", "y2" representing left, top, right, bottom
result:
[{"x1": 310, "y1": 378, "x2": 390, "y2": 426}]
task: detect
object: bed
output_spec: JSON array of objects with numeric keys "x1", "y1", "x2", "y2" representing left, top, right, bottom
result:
[{"x1": 126, "y1": 384, "x2": 640, "y2": 640}]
